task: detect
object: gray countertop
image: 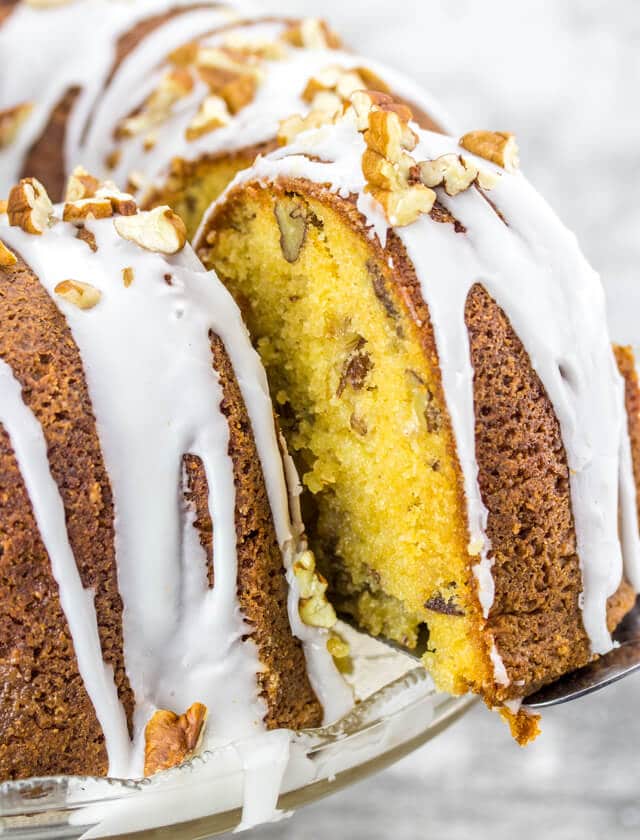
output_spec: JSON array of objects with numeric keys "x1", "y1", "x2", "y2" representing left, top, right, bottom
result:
[{"x1": 243, "y1": 2, "x2": 640, "y2": 837}]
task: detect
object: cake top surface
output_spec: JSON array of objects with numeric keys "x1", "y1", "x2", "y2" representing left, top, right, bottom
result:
[
  {"x1": 0, "y1": 174, "x2": 352, "y2": 778},
  {"x1": 0, "y1": 4, "x2": 452, "y2": 196},
  {"x1": 77, "y1": 16, "x2": 451, "y2": 197},
  {"x1": 198, "y1": 93, "x2": 640, "y2": 675}
]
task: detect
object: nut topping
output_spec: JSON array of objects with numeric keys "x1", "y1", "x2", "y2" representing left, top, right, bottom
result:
[
  {"x1": 365, "y1": 107, "x2": 417, "y2": 161},
  {"x1": 116, "y1": 68, "x2": 194, "y2": 139},
  {"x1": 351, "y1": 91, "x2": 436, "y2": 227},
  {"x1": 185, "y1": 95, "x2": 231, "y2": 141},
  {"x1": 104, "y1": 149, "x2": 122, "y2": 171},
  {"x1": 76, "y1": 227, "x2": 98, "y2": 252},
  {"x1": 0, "y1": 102, "x2": 33, "y2": 149},
  {"x1": 64, "y1": 166, "x2": 100, "y2": 202},
  {"x1": 218, "y1": 73, "x2": 258, "y2": 115},
  {"x1": 144, "y1": 702, "x2": 207, "y2": 776},
  {"x1": 195, "y1": 47, "x2": 261, "y2": 114},
  {"x1": 418, "y1": 154, "x2": 478, "y2": 196},
  {"x1": 221, "y1": 32, "x2": 287, "y2": 61},
  {"x1": 302, "y1": 66, "x2": 367, "y2": 104},
  {"x1": 299, "y1": 593, "x2": 337, "y2": 629},
  {"x1": 7, "y1": 178, "x2": 53, "y2": 234},
  {"x1": 54, "y1": 279, "x2": 102, "y2": 310},
  {"x1": 0, "y1": 241, "x2": 17, "y2": 267},
  {"x1": 282, "y1": 18, "x2": 342, "y2": 50},
  {"x1": 459, "y1": 130, "x2": 519, "y2": 171},
  {"x1": 361, "y1": 148, "x2": 413, "y2": 192},
  {"x1": 277, "y1": 92, "x2": 343, "y2": 144},
  {"x1": 122, "y1": 266, "x2": 134, "y2": 288},
  {"x1": 114, "y1": 205, "x2": 187, "y2": 254},
  {"x1": 167, "y1": 41, "x2": 200, "y2": 67},
  {"x1": 64, "y1": 168, "x2": 137, "y2": 216},
  {"x1": 283, "y1": 65, "x2": 392, "y2": 147},
  {"x1": 97, "y1": 185, "x2": 137, "y2": 216},
  {"x1": 369, "y1": 184, "x2": 435, "y2": 227},
  {"x1": 63, "y1": 197, "x2": 113, "y2": 223}
]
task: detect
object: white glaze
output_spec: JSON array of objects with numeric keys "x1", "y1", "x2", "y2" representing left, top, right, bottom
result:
[
  {"x1": 0, "y1": 359, "x2": 131, "y2": 776},
  {"x1": 0, "y1": 205, "x2": 351, "y2": 778},
  {"x1": 233, "y1": 729, "x2": 291, "y2": 831},
  {"x1": 74, "y1": 655, "x2": 437, "y2": 838},
  {"x1": 489, "y1": 642, "x2": 510, "y2": 687},
  {"x1": 200, "y1": 109, "x2": 640, "y2": 681}
]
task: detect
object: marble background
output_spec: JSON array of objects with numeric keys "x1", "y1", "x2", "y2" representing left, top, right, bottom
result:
[{"x1": 243, "y1": 1, "x2": 640, "y2": 838}]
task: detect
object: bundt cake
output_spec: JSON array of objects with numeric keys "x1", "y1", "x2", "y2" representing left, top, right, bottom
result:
[
  {"x1": 195, "y1": 91, "x2": 640, "y2": 743},
  {"x1": 0, "y1": 171, "x2": 352, "y2": 782}
]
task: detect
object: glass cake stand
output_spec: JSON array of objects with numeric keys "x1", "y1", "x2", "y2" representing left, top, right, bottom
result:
[{"x1": 0, "y1": 626, "x2": 474, "y2": 839}]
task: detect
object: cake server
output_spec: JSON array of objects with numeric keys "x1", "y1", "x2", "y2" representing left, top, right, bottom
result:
[{"x1": 341, "y1": 598, "x2": 640, "y2": 708}]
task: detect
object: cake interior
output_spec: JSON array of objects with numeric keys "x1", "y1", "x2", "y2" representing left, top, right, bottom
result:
[
  {"x1": 205, "y1": 182, "x2": 491, "y2": 696},
  {"x1": 148, "y1": 153, "x2": 260, "y2": 239}
]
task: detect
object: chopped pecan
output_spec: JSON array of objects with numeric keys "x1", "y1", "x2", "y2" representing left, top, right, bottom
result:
[
  {"x1": 350, "y1": 412, "x2": 368, "y2": 436},
  {"x1": 7, "y1": 178, "x2": 53, "y2": 234},
  {"x1": 367, "y1": 259, "x2": 400, "y2": 321},
  {"x1": 337, "y1": 337, "x2": 372, "y2": 396},
  {"x1": 0, "y1": 102, "x2": 33, "y2": 149},
  {"x1": 114, "y1": 206, "x2": 187, "y2": 254},
  {"x1": 424, "y1": 593, "x2": 464, "y2": 616},
  {"x1": 274, "y1": 198, "x2": 307, "y2": 263},
  {"x1": 54, "y1": 279, "x2": 101, "y2": 310},
  {"x1": 76, "y1": 227, "x2": 98, "y2": 252},
  {"x1": 144, "y1": 702, "x2": 208, "y2": 776},
  {"x1": 282, "y1": 18, "x2": 342, "y2": 50},
  {"x1": 459, "y1": 130, "x2": 519, "y2": 171},
  {"x1": 0, "y1": 240, "x2": 17, "y2": 267}
]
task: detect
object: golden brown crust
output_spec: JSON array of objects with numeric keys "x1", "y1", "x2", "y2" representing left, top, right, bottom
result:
[
  {"x1": 615, "y1": 345, "x2": 640, "y2": 528},
  {"x1": 0, "y1": 423, "x2": 109, "y2": 779},
  {"x1": 209, "y1": 333, "x2": 323, "y2": 730},
  {"x1": 0, "y1": 246, "x2": 134, "y2": 779},
  {"x1": 608, "y1": 344, "x2": 640, "y2": 627},
  {"x1": 464, "y1": 283, "x2": 590, "y2": 697},
  {"x1": 183, "y1": 453, "x2": 215, "y2": 588}
]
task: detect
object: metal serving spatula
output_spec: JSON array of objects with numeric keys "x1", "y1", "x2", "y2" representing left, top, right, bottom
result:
[
  {"x1": 340, "y1": 598, "x2": 640, "y2": 708},
  {"x1": 524, "y1": 598, "x2": 640, "y2": 709}
]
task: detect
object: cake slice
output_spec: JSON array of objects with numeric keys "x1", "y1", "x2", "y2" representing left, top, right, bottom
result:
[
  {"x1": 0, "y1": 172, "x2": 351, "y2": 781},
  {"x1": 195, "y1": 92, "x2": 640, "y2": 742}
]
